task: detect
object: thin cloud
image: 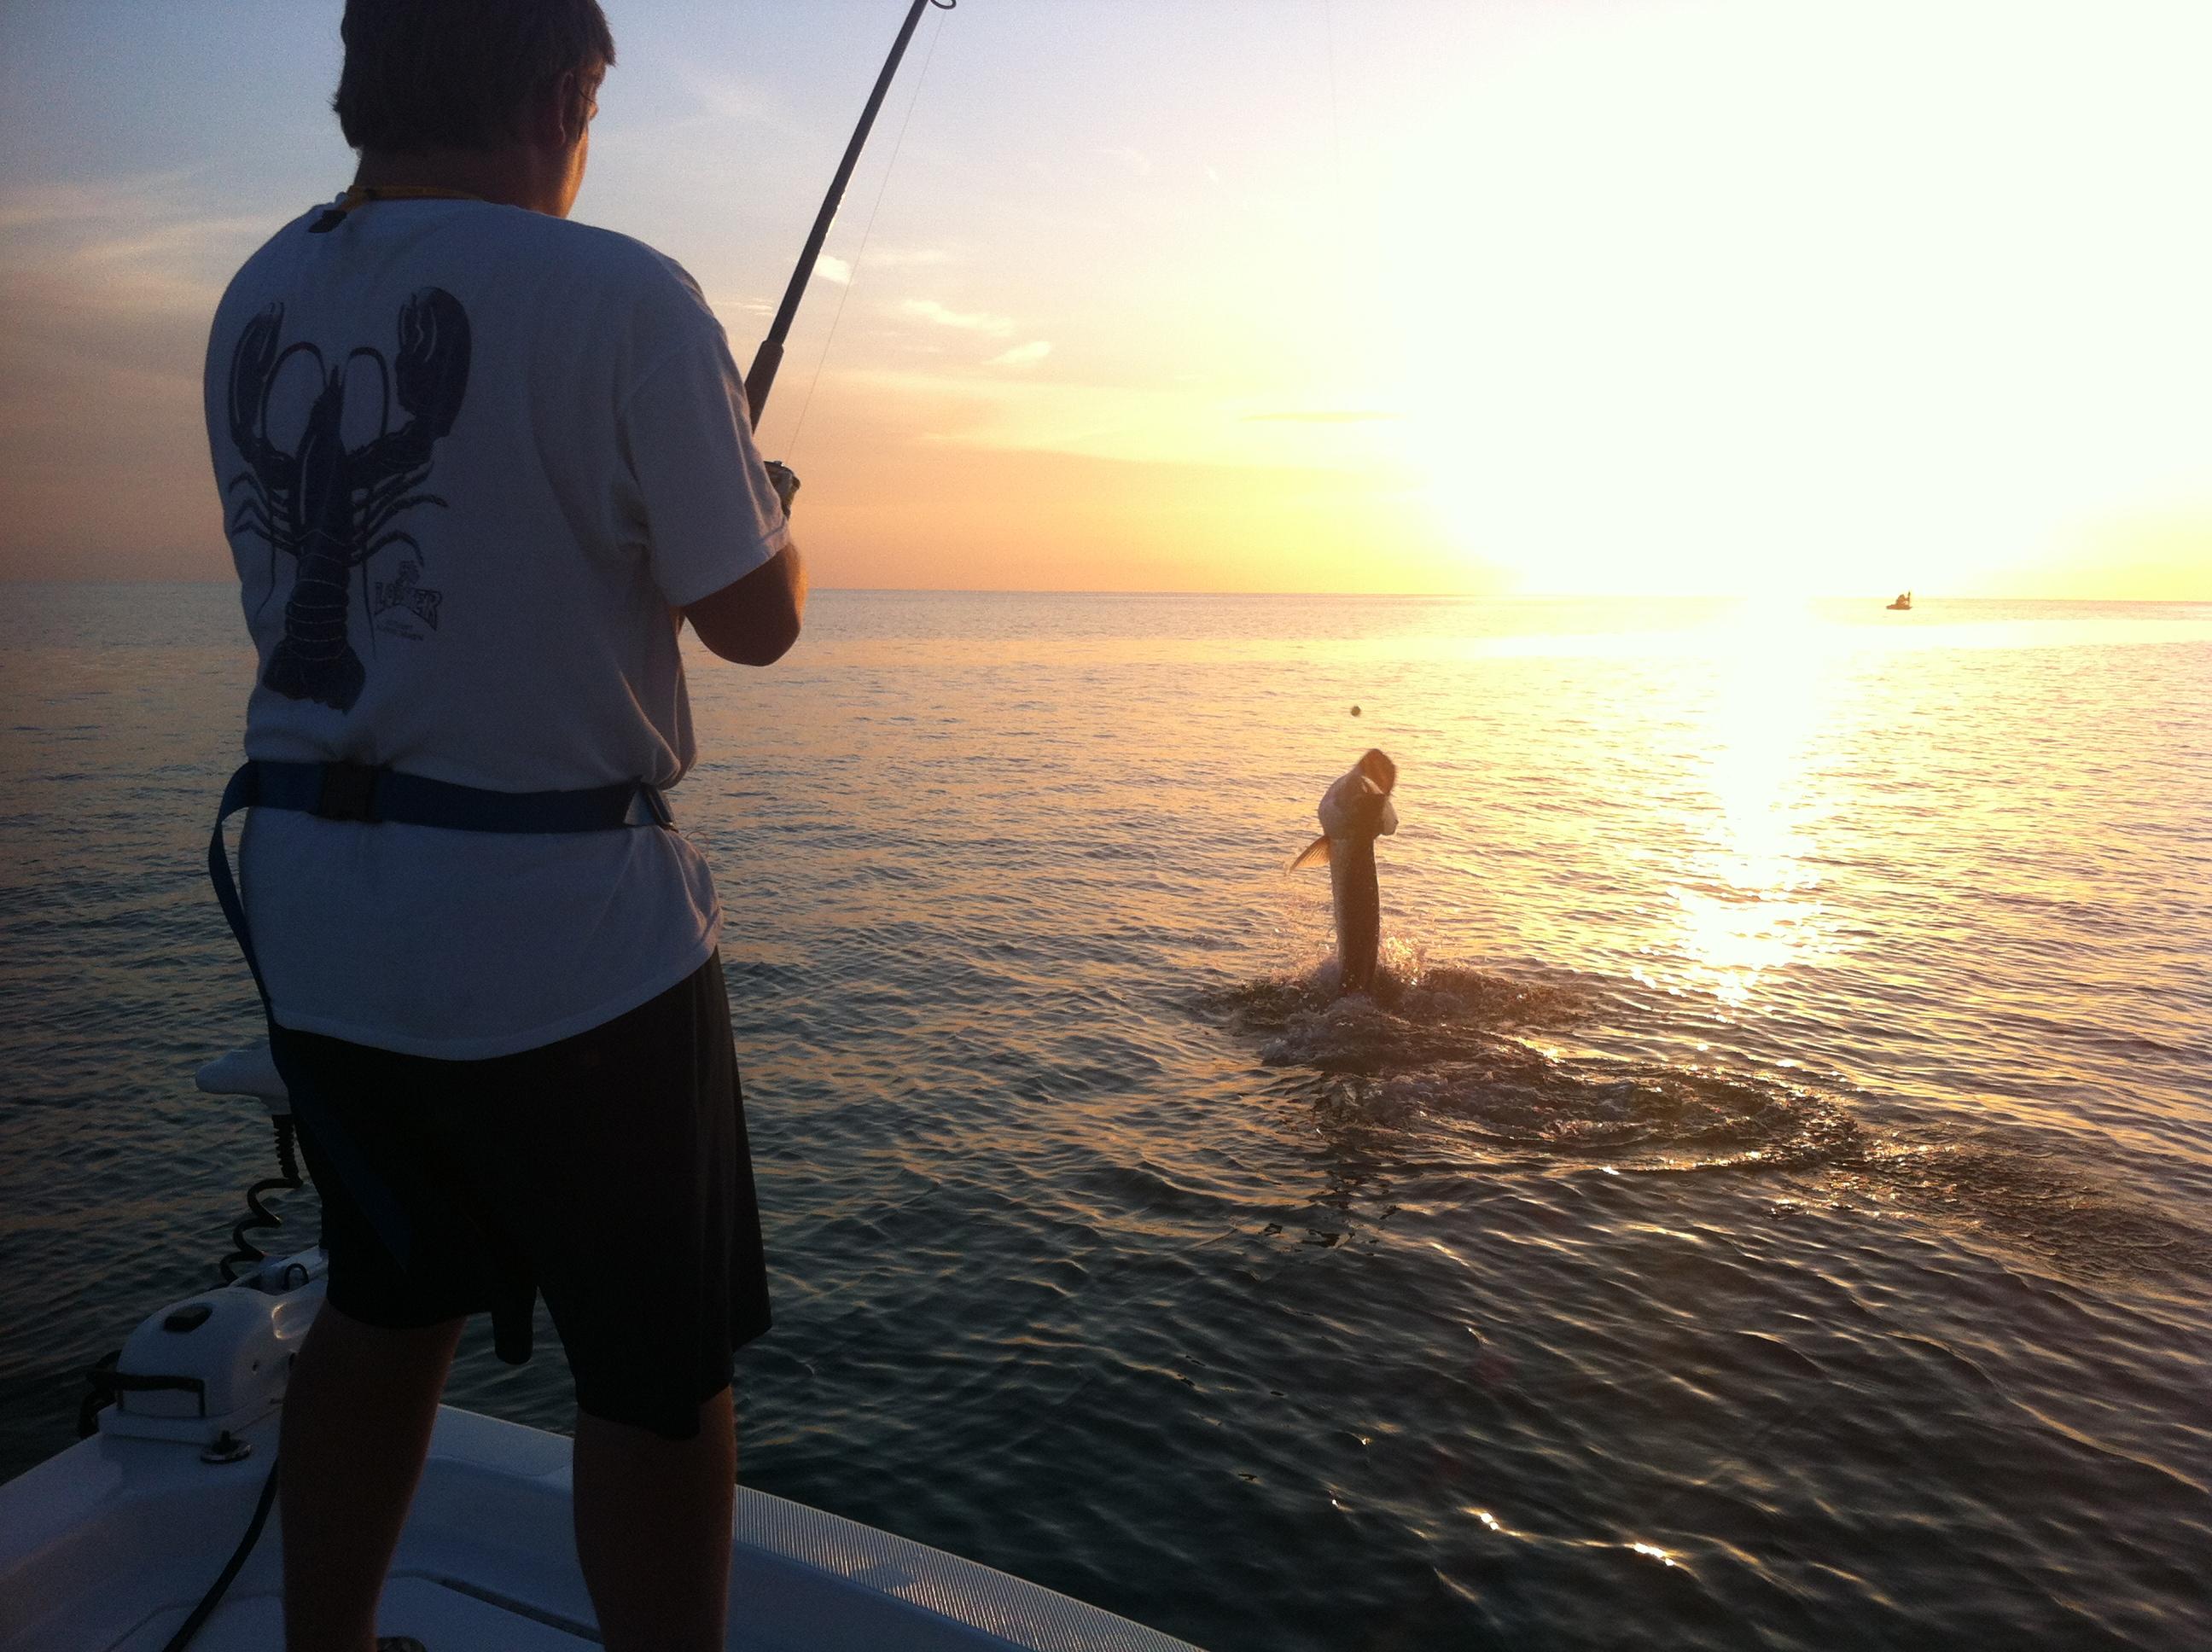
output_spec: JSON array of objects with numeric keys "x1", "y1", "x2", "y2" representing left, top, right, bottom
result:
[
  {"x1": 899, "y1": 298, "x2": 1016, "y2": 336},
  {"x1": 813, "y1": 250, "x2": 947, "y2": 290},
  {"x1": 1097, "y1": 145, "x2": 1154, "y2": 177},
  {"x1": 708, "y1": 299, "x2": 772, "y2": 333},
  {"x1": 0, "y1": 171, "x2": 205, "y2": 232},
  {"x1": 987, "y1": 340, "x2": 1052, "y2": 369},
  {"x1": 670, "y1": 67, "x2": 806, "y2": 137},
  {"x1": 0, "y1": 174, "x2": 271, "y2": 315},
  {"x1": 864, "y1": 247, "x2": 956, "y2": 270},
  {"x1": 1243, "y1": 410, "x2": 1400, "y2": 424}
]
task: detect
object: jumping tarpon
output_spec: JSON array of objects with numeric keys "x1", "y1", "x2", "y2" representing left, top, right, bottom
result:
[{"x1": 1291, "y1": 748, "x2": 1398, "y2": 994}]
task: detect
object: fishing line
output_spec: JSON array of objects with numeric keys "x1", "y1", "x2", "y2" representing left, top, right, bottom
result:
[{"x1": 779, "y1": 3, "x2": 951, "y2": 463}]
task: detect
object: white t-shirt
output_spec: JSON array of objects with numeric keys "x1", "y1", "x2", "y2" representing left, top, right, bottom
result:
[{"x1": 203, "y1": 197, "x2": 789, "y2": 1059}]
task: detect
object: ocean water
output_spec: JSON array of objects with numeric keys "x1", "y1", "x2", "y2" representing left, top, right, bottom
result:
[{"x1": 2, "y1": 585, "x2": 2209, "y2": 1650}]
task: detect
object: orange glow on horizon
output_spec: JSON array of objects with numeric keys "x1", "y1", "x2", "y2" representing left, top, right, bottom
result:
[{"x1": 2, "y1": 1, "x2": 2209, "y2": 598}]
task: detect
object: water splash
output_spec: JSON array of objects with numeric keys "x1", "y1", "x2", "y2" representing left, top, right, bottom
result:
[
  {"x1": 1202, "y1": 961, "x2": 2212, "y2": 1278},
  {"x1": 1202, "y1": 962, "x2": 1850, "y2": 1172},
  {"x1": 1203, "y1": 960, "x2": 1587, "y2": 1058},
  {"x1": 1828, "y1": 1133, "x2": 2212, "y2": 1284},
  {"x1": 1371, "y1": 1053, "x2": 1860, "y2": 1174}
]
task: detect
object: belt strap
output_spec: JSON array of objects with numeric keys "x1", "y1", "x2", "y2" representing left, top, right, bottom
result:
[
  {"x1": 206, "y1": 759, "x2": 675, "y2": 1266},
  {"x1": 243, "y1": 759, "x2": 672, "y2": 833},
  {"x1": 210, "y1": 760, "x2": 671, "y2": 998}
]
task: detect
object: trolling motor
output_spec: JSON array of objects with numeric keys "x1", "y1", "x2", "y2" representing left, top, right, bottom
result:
[
  {"x1": 63, "y1": 1045, "x2": 328, "y2": 1649},
  {"x1": 76, "y1": 1043, "x2": 326, "y2": 1451}
]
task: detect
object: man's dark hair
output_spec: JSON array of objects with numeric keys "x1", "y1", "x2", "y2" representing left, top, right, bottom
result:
[{"x1": 334, "y1": 0, "x2": 615, "y2": 154}]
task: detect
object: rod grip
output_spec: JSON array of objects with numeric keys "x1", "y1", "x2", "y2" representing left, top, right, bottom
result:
[{"x1": 744, "y1": 338, "x2": 785, "y2": 426}]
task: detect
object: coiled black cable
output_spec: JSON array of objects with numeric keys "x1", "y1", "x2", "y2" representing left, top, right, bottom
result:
[{"x1": 218, "y1": 1117, "x2": 303, "y2": 1283}]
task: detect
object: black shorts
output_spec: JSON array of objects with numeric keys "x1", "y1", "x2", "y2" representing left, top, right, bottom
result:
[{"x1": 271, "y1": 952, "x2": 770, "y2": 1440}]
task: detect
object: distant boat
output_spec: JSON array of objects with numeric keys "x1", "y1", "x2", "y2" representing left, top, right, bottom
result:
[{"x1": 1887, "y1": 590, "x2": 1912, "y2": 610}]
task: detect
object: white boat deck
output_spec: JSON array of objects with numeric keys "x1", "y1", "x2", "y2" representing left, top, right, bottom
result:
[
  {"x1": 1, "y1": 1400, "x2": 1196, "y2": 1650},
  {"x1": 3, "y1": 1058, "x2": 1197, "y2": 1650}
]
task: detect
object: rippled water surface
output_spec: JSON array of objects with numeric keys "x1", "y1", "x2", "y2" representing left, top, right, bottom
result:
[{"x1": 3, "y1": 586, "x2": 2209, "y2": 1650}]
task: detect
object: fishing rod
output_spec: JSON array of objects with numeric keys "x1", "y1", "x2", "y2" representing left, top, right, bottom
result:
[{"x1": 743, "y1": 0, "x2": 957, "y2": 424}]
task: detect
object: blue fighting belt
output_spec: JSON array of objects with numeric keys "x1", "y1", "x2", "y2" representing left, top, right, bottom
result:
[{"x1": 207, "y1": 759, "x2": 674, "y2": 1275}]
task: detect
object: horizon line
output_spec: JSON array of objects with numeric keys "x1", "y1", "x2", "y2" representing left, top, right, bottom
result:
[{"x1": 3, "y1": 577, "x2": 2208, "y2": 604}]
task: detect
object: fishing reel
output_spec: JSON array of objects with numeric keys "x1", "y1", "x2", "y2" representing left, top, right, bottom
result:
[{"x1": 765, "y1": 460, "x2": 800, "y2": 518}]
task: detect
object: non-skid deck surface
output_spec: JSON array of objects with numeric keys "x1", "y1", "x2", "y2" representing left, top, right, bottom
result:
[{"x1": 115, "y1": 1575, "x2": 598, "y2": 1649}]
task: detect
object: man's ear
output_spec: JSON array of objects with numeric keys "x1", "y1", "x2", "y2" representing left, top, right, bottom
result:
[
  {"x1": 524, "y1": 70, "x2": 584, "y2": 151},
  {"x1": 555, "y1": 70, "x2": 587, "y2": 147},
  {"x1": 562, "y1": 70, "x2": 599, "y2": 144}
]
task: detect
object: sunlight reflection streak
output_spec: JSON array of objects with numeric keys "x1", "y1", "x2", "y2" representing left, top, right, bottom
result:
[{"x1": 1667, "y1": 597, "x2": 1831, "y2": 1007}]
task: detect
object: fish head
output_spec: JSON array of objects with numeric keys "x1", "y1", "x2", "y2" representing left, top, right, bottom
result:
[{"x1": 1318, "y1": 748, "x2": 1400, "y2": 841}]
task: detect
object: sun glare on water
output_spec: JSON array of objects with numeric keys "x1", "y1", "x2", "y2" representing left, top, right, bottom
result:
[{"x1": 1668, "y1": 598, "x2": 1834, "y2": 1006}]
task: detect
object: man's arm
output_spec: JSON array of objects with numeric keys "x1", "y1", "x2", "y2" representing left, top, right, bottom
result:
[{"x1": 685, "y1": 539, "x2": 806, "y2": 666}]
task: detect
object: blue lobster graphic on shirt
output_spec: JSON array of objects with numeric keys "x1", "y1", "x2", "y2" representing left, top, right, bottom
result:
[{"x1": 224, "y1": 288, "x2": 471, "y2": 713}]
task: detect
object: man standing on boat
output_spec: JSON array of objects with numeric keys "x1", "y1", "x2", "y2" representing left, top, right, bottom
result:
[{"x1": 202, "y1": 3, "x2": 799, "y2": 1647}]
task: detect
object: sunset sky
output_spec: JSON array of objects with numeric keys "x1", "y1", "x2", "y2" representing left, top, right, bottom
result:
[{"x1": 3, "y1": 0, "x2": 2209, "y2": 597}]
